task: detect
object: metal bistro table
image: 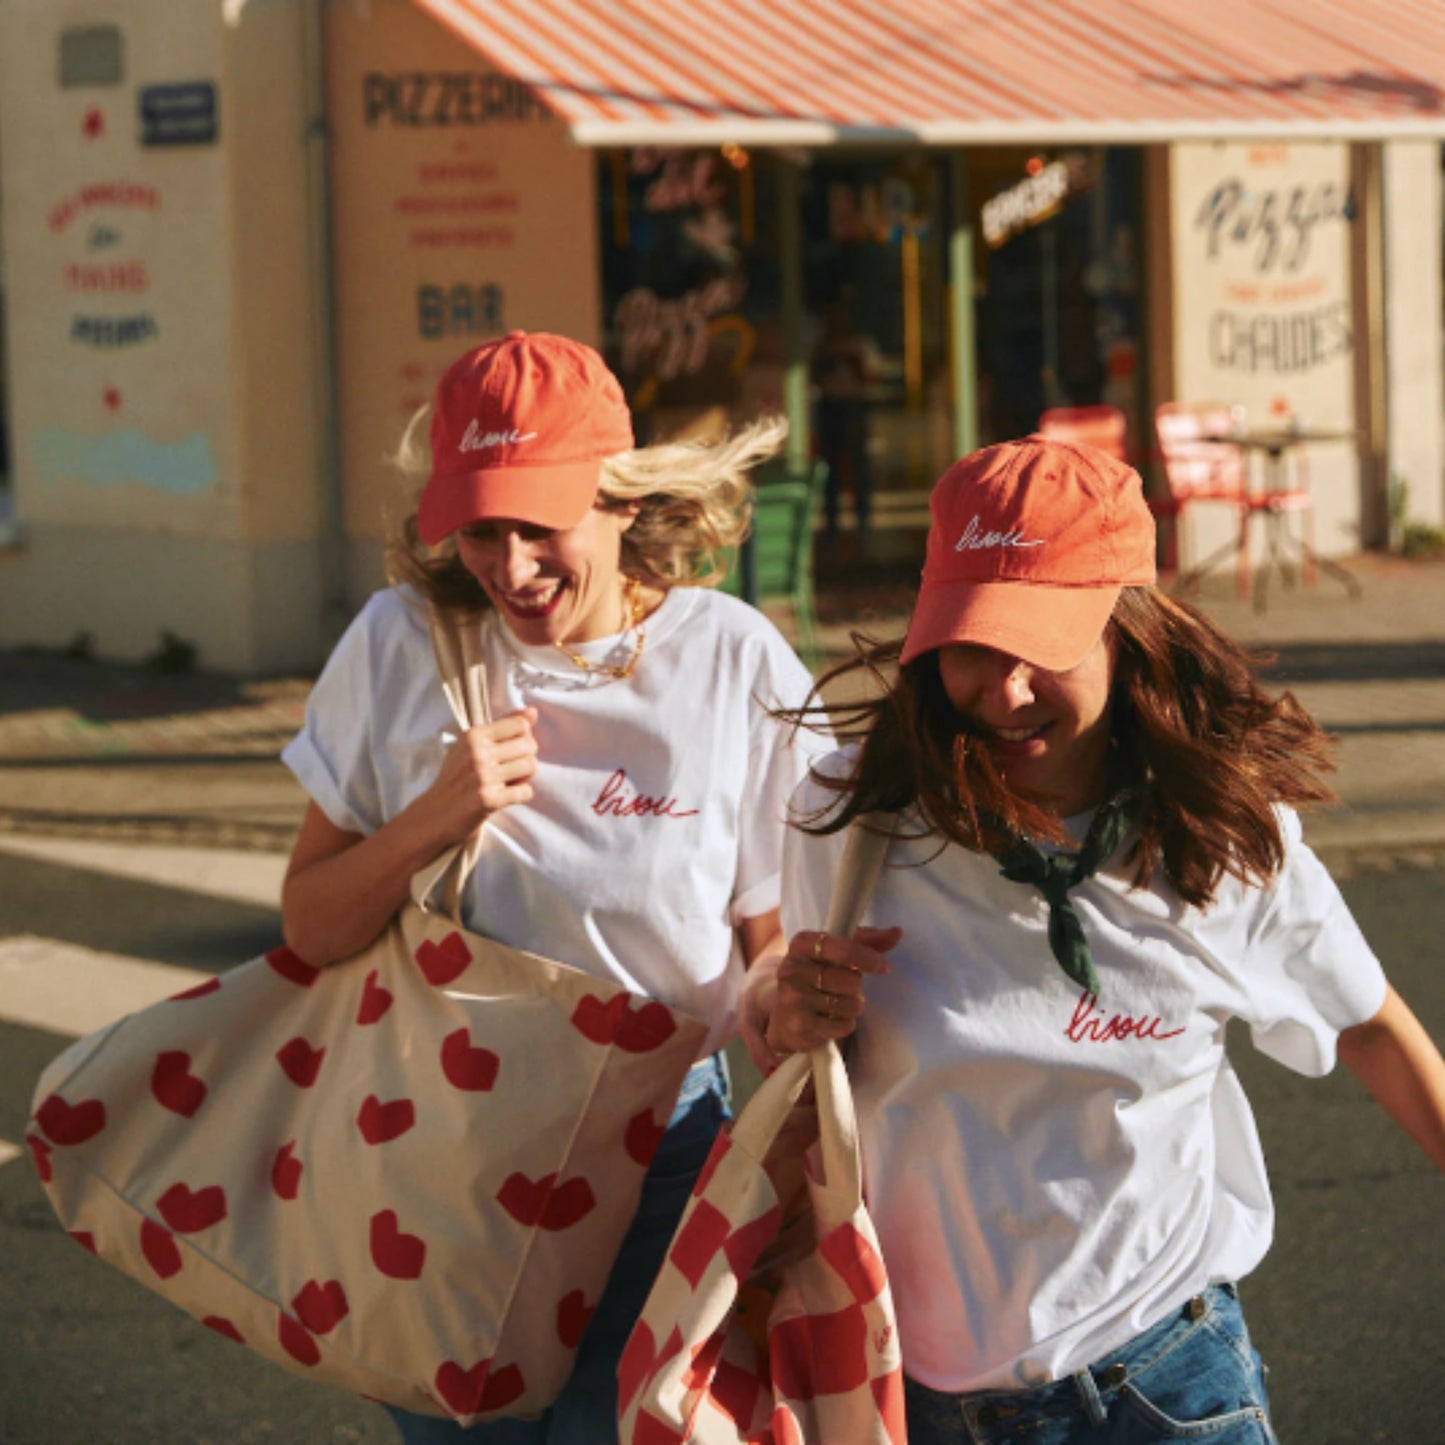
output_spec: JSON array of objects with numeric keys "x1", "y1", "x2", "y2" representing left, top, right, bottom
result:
[{"x1": 1205, "y1": 426, "x2": 1363, "y2": 611}]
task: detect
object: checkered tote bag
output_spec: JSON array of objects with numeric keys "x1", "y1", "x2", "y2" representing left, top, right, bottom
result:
[{"x1": 619, "y1": 822, "x2": 906, "y2": 1444}]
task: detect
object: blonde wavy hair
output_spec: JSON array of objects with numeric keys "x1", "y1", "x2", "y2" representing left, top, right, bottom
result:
[{"x1": 385, "y1": 408, "x2": 787, "y2": 614}]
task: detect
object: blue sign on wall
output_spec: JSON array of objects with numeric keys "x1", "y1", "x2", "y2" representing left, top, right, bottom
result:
[{"x1": 138, "y1": 83, "x2": 218, "y2": 147}]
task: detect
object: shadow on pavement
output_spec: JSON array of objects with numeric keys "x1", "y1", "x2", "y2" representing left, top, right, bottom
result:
[
  {"x1": 1258, "y1": 640, "x2": 1445, "y2": 683},
  {"x1": 0, "y1": 649, "x2": 311, "y2": 724}
]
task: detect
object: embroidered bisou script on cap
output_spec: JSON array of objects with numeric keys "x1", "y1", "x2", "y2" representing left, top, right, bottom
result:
[{"x1": 900, "y1": 438, "x2": 1157, "y2": 669}]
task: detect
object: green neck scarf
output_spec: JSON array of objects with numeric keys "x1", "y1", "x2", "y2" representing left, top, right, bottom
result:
[{"x1": 991, "y1": 791, "x2": 1141, "y2": 998}]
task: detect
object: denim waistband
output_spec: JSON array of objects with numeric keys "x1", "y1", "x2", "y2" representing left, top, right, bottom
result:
[
  {"x1": 909, "y1": 1284, "x2": 1241, "y2": 1434},
  {"x1": 671, "y1": 1051, "x2": 730, "y2": 1116}
]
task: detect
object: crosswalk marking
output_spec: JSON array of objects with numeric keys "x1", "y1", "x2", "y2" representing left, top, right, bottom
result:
[
  {"x1": 0, "y1": 935, "x2": 208, "y2": 1040},
  {"x1": 0, "y1": 835, "x2": 287, "y2": 909}
]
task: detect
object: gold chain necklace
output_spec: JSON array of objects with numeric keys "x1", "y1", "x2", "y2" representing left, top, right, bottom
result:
[{"x1": 553, "y1": 575, "x2": 647, "y2": 682}]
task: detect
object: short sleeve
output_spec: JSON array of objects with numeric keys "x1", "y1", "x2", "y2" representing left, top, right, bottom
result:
[
  {"x1": 1240, "y1": 809, "x2": 1388, "y2": 1076},
  {"x1": 280, "y1": 601, "x2": 386, "y2": 836},
  {"x1": 729, "y1": 636, "x2": 831, "y2": 923}
]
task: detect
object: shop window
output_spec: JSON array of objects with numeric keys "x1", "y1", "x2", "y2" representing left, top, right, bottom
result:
[
  {"x1": 596, "y1": 146, "x2": 781, "y2": 445},
  {"x1": 802, "y1": 154, "x2": 950, "y2": 517},
  {"x1": 973, "y1": 148, "x2": 1143, "y2": 451}
]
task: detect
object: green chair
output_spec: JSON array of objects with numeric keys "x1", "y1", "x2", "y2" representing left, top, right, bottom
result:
[{"x1": 718, "y1": 460, "x2": 827, "y2": 667}]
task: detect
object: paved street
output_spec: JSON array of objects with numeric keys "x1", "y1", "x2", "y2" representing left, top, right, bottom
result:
[
  {"x1": 2, "y1": 550, "x2": 1443, "y2": 1442},
  {"x1": 1, "y1": 836, "x2": 1442, "y2": 1443}
]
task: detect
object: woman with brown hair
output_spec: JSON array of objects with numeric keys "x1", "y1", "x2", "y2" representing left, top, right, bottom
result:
[{"x1": 740, "y1": 437, "x2": 1445, "y2": 1445}]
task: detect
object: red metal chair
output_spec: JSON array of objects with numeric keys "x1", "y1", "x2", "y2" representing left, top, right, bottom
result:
[
  {"x1": 1037, "y1": 404, "x2": 1128, "y2": 461},
  {"x1": 1153, "y1": 401, "x2": 1314, "y2": 602}
]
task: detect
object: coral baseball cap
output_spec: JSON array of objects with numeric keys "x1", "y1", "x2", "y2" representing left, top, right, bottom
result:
[
  {"x1": 900, "y1": 437, "x2": 1156, "y2": 670},
  {"x1": 417, "y1": 331, "x2": 635, "y2": 545}
]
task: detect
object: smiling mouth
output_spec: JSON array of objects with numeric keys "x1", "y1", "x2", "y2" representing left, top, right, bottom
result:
[
  {"x1": 501, "y1": 580, "x2": 567, "y2": 619},
  {"x1": 991, "y1": 724, "x2": 1048, "y2": 743}
]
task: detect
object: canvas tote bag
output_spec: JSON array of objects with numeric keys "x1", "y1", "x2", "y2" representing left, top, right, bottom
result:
[
  {"x1": 27, "y1": 608, "x2": 708, "y2": 1425},
  {"x1": 619, "y1": 819, "x2": 907, "y2": 1445}
]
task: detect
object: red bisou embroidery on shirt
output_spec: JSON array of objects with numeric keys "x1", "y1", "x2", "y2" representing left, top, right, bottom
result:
[
  {"x1": 1064, "y1": 990, "x2": 1186, "y2": 1044},
  {"x1": 589, "y1": 768, "x2": 699, "y2": 820}
]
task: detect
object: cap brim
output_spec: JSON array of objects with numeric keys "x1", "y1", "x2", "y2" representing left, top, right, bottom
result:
[
  {"x1": 900, "y1": 580, "x2": 1120, "y2": 671},
  {"x1": 417, "y1": 460, "x2": 602, "y2": 545}
]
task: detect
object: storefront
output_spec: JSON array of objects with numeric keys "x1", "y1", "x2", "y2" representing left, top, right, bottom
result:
[{"x1": 0, "y1": 0, "x2": 1442, "y2": 670}]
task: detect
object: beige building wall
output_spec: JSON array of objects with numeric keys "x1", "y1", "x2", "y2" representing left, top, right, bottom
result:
[
  {"x1": 325, "y1": 0, "x2": 600, "y2": 596},
  {"x1": 1168, "y1": 141, "x2": 1360, "y2": 566},
  {"x1": 1383, "y1": 142, "x2": 1445, "y2": 534},
  {"x1": 0, "y1": 0, "x2": 328, "y2": 671}
]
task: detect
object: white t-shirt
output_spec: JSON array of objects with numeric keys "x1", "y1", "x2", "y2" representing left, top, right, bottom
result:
[
  {"x1": 782, "y1": 752, "x2": 1387, "y2": 1394},
  {"x1": 283, "y1": 585, "x2": 823, "y2": 1058}
]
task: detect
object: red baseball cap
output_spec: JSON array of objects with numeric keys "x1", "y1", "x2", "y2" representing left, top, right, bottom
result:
[
  {"x1": 417, "y1": 331, "x2": 635, "y2": 545},
  {"x1": 900, "y1": 437, "x2": 1156, "y2": 670}
]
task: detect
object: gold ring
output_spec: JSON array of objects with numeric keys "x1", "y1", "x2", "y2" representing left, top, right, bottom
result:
[
  {"x1": 816, "y1": 965, "x2": 826, "y2": 994},
  {"x1": 811, "y1": 933, "x2": 827, "y2": 963}
]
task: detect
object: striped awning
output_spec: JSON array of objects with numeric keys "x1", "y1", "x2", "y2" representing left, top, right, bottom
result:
[{"x1": 412, "y1": 0, "x2": 1445, "y2": 146}]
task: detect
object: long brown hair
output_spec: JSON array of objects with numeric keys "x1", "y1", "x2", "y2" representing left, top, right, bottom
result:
[{"x1": 797, "y1": 586, "x2": 1336, "y2": 909}]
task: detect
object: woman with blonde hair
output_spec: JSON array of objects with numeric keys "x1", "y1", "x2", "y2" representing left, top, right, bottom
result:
[
  {"x1": 280, "y1": 331, "x2": 824, "y2": 1443},
  {"x1": 743, "y1": 436, "x2": 1445, "y2": 1444}
]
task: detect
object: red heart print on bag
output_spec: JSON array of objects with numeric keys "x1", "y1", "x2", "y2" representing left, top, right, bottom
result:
[
  {"x1": 441, "y1": 1028, "x2": 499, "y2": 1091},
  {"x1": 370, "y1": 1208, "x2": 427, "y2": 1279},
  {"x1": 275, "y1": 1037, "x2": 326, "y2": 1087},
  {"x1": 151, "y1": 1051, "x2": 208, "y2": 1117},
  {"x1": 569, "y1": 993, "x2": 677, "y2": 1052},
  {"x1": 25, "y1": 1133, "x2": 53, "y2": 1183},
  {"x1": 202, "y1": 1316, "x2": 245, "y2": 1344},
  {"x1": 497, "y1": 1172, "x2": 596, "y2": 1230},
  {"x1": 434, "y1": 1359, "x2": 526, "y2": 1416},
  {"x1": 271, "y1": 1141, "x2": 303, "y2": 1201},
  {"x1": 358, "y1": 1094, "x2": 416, "y2": 1144},
  {"x1": 356, "y1": 969, "x2": 394, "y2": 1025},
  {"x1": 35, "y1": 1093, "x2": 107, "y2": 1146},
  {"x1": 277, "y1": 1310, "x2": 321, "y2": 1367},
  {"x1": 624, "y1": 1109, "x2": 666, "y2": 1167},
  {"x1": 416, "y1": 932, "x2": 472, "y2": 986},
  {"x1": 292, "y1": 1279, "x2": 349, "y2": 1335},
  {"x1": 542, "y1": 1177, "x2": 596, "y2": 1230},
  {"x1": 70, "y1": 1231, "x2": 97, "y2": 1254},
  {"x1": 613, "y1": 999, "x2": 678, "y2": 1052},
  {"x1": 168, "y1": 977, "x2": 221, "y2": 1001},
  {"x1": 556, "y1": 1290, "x2": 595, "y2": 1349},
  {"x1": 141, "y1": 1219, "x2": 182, "y2": 1279},
  {"x1": 157, "y1": 1181, "x2": 228, "y2": 1234},
  {"x1": 265, "y1": 946, "x2": 320, "y2": 988}
]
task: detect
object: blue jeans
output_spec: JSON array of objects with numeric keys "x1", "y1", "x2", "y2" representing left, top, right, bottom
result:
[
  {"x1": 905, "y1": 1284, "x2": 1277, "y2": 1444},
  {"x1": 386, "y1": 1054, "x2": 730, "y2": 1445}
]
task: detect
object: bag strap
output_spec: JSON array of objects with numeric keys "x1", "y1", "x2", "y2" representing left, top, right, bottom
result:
[
  {"x1": 729, "y1": 815, "x2": 892, "y2": 1199},
  {"x1": 810, "y1": 815, "x2": 890, "y2": 1210},
  {"x1": 407, "y1": 609, "x2": 495, "y2": 921}
]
